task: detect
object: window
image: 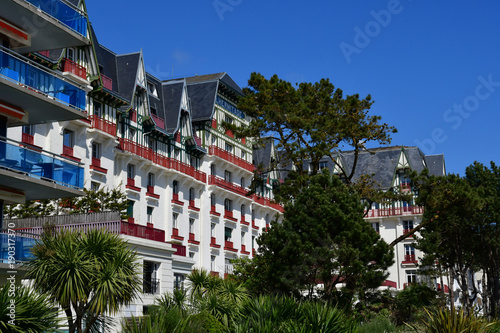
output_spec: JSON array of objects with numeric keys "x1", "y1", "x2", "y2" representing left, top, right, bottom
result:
[
  {"x1": 224, "y1": 198, "x2": 232, "y2": 212},
  {"x1": 127, "y1": 201, "x2": 134, "y2": 219},
  {"x1": 319, "y1": 161, "x2": 328, "y2": 170},
  {"x1": 224, "y1": 170, "x2": 232, "y2": 183},
  {"x1": 252, "y1": 236, "x2": 255, "y2": 249},
  {"x1": 172, "y1": 213, "x2": 178, "y2": 229},
  {"x1": 94, "y1": 101, "x2": 102, "y2": 117},
  {"x1": 211, "y1": 255, "x2": 216, "y2": 271},
  {"x1": 128, "y1": 128, "x2": 136, "y2": 140},
  {"x1": 225, "y1": 142, "x2": 233, "y2": 153},
  {"x1": 63, "y1": 129, "x2": 73, "y2": 148},
  {"x1": 150, "y1": 106, "x2": 157, "y2": 115},
  {"x1": 189, "y1": 218, "x2": 195, "y2": 234},
  {"x1": 241, "y1": 204, "x2": 246, "y2": 216},
  {"x1": 174, "y1": 148, "x2": 180, "y2": 159},
  {"x1": 66, "y1": 48, "x2": 75, "y2": 61},
  {"x1": 251, "y1": 209, "x2": 255, "y2": 221},
  {"x1": 403, "y1": 220, "x2": 414, "y2": 231},
  {"x1": 265, "y1": 214, "x2": 270, "y2": 225},
  {"x1": 405, "y1": 244, "x2": 415, "y2": 256},
  {"x1": 406, "y1": 270, "x2": 417, "y2": 284},
  {"x1": 174, "y1": 273, "x2": 185, "y2": 290},
  {"x1": 148, "y1": 173, "x2": 155, "y2": 187},
  {"x1": 147, "y1": 137, "x2": 156, "y2": 150},
  {"x1": 211, "y1": 193, "x2": 216, "y2": 206},
  {"x1": 91, "y1": 181, "x2": 100, "y2": 192},
  {"x1": 211, "y1": 135, "x2": 216, "y2": 145},
  {"x1": 211, "y1": 164, "x2": 216, "y2": 176},
  {"x1": 143, "y1": 261, "x2": 159, "y2": 294},
  {"x1": 127, "y1": 164, "x2": 135, "y2": 179},
  {"x1": 225, "y1": 115, "x2": 233, "y2": 125},
  {"x1": 92, "y1": 142, "x2": 101, "y2": 159},
  {"x1": 189, "y1": 252, "x2": 195, "y2": 259},
  {"x1": 240, "y1": 177, "x2": 245, "y2": 188},
  {"x1": 147, "y1": 82, "x2": 157, "y2": 97},
  {"x1": 189, "y1": 188, "x2": 195, "y2": 201},
  {"x1": 241, "y1": 150, "x2": 246, "y2": 159},
  {"x1": 22, "y1": 125, "x2": 32, "y2": 136},
  {"x1": 211, "y1": 223, "x2": 215, "y2": 238},
  {"x1": 147, "y1": 207, "x2": 153, "y2": 224},
  {"x1": 173, "y1": 180, "x2": 178, "y2": 194},
  {"x1": 225, "y1": 227, "x2": 232, "y2": 242},
  {"x1": 371, "y1": 222, "x2": 380, "y2": 233},
  {"x1": 241, "y1": 231, "x2": 245, "y2": 243}
]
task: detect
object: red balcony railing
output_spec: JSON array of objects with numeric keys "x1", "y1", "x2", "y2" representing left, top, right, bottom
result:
[
  {"x1": 210, "y1": 237, "x2": 220, "y2": 248},
  {"x1": 403, "y1": 229, "x2": 413, "y2": 237},
  {"x1": 172, "y1": 193, "x2": 184, "y2": 206},
  {"x1": 117, "y1": 139, "x2": 207, "y2": 183},
  {"x1": 211, "y1": 118, "x2": 217, "y2": 129},
  {"x1": 403, "y1": 254, "x2": 416, "y2": 263},
  {"x1": 209, "y1": 175, "x2": 248, "y2": 196},
  {"x1": 171, "y1": 227, "x2": 183, "y2": 241},
  {"x1": 240, "y1": 215, "x2": 249, "y2": 225},
  {"x1": 210, "y1": 205, "x2": 220, "y2": 216},
  {"x1": 225, "y1": 129, "x2": 233, "y2": 138},
  {"x1": 92, "y1": 157, "x2": 101, "y2": 168},
  {"x1": 364, "y1": 206, "x2": 424, "y2": 218},
  {"x1": 101, "y1": 74, "x2": 113, "y2": 90},
  {"x1": 209, "y1": 145, "x2": 254, "y2": 172},
  {"x1": 241, "y1": 244, "x2": 250, "y2": 255},
  {"x1": 188, "y1": 200, "x2": 199, "y2": 211},
  {"x1": 151, "y1": 113, "x2": 165, "y2": 129},
  {"x1": 121, "y1": 221, "x2": 164, "y2": 242},
  {"x1": 224, "y1": 240, "x2": 237, "y2": 252},
  {"x1": 22, "y1": 132, "x2": 34, "y2": 145},
  {"x1": 127, "y1": 178, "x2": 135, "y2": 187},
  {"x1": 171, "y1": 243, "x2": 186, "y2": 256},
  {"x1": 63, "y1": 145, "x2": 73, "y2": 156},
  {"x1": 188, "y1": 233, "x2": 199, "y2": 245},
  {"x1": 252, "y1": 194, "x2": 284, "y2": 212},
  {"x1": 62, "y1": 58, "x2": 87, "y2": 80},
  {"x1": 224, "y1": 210, "x2": 237, "y2": 222},
  {"x1": 90, "y1": 115, "x2": 116, "y2": 136},
  {"x1": 252, "y1": 220, "x2": 259, "y2": 230},
  {"x1": 146, "y1": 185, "x2": 159, "y2": 199}
]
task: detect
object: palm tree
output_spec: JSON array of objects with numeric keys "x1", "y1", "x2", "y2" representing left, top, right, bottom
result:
[
  {"x1": 26, "y1": 228, "x2": 142, "y2": 333},
  {"x1": 0, "y1": 284, "x2": 60, "y2": 332}
]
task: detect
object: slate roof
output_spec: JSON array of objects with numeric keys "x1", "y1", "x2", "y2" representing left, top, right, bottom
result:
[
  {"x1": 115, "y1": 53, "x2": 140, "y2": 103},
  {"x1": 425, "y1": 154, "x2": 446, "y2": 176},
  {"x1": 161, "y1": 80, "x2": 185, "y2": 134},
  {"x1": 253, "y1": 138, "x2": 274, "y2": 168}
]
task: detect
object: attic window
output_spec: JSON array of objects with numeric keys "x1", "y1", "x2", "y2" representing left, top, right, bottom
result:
[
  {"x1": 150, "y1": 107, "x2": 157, "y2": 116},
  {"x1": 147, "y1": 82, "x2": 158, "y2": 97}
]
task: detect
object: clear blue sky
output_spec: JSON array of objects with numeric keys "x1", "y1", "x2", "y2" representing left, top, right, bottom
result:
[{"x1": 85, "y1": 0, "x2": 500, "y2": 175}]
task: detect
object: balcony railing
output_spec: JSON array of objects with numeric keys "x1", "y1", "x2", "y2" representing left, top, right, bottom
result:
[
  {"x1": 252, "y1": 194, "x2": 284, "y2": 212},
  {"x1": 210, "y1": 205, "x2": 220, "y2": 216},
  {"x1": 0, "y1": 230, "x2": 37, "y2": 264},
  {"x1": 224, "y1": 240, "x2": 237, "y2": 252},
  {"x1": 22, "y1": 132, "x2": 34, "y2": 145},
  {"x1": 62, "y1": 145, "x2": 73, "y2": 156},
  {"x1": 0, "y1": 137, "x2": 83, "y2": 189},
  {"x1": 117, "y1": 139, "x2": 207, "y2": 183},
  {"x1": 143, "y1": 278, "x2": 160, "y2": 295},
  {"x1": 210, "y1": 237, "x2": 220, "y2": 248},
  {"x1": 188, "y1": 200, "x2": 199, "y2": 211},
  {"x1": 101, "y1": 74, "x2": 112, "y2": 90},
  {"x1": 209, "y1": 145, "x2": 254, "y2": 172},
  {"x1": 171, "y1": 243, "x2": 186, "y2": 256},
  {"x1": 62, "y1": 58, "x2": 86, "y2": 80},
  {"x1": 15, "y1": 220, "x2": 165, "y2": 242},
  {"x1": 188, "y1": 233, "x2": 199, "y2": 245},
  {"x1": 23, "y1": 0, "x2": 88, "y2": 36},
  {"x1": 0, "y1": 47, "x2": 86, "y2": 111},
  {"x1": 146, "y1": 185, "x2": 159, "y2": 199},
  {"x1": 224, "y1": 210, "x2": 237, "y2": 222},
  {"x1": 89, "y1": 115, "x2": 116, "y2": 136},
  {"x1": 364, "y1": 206, "x2": 424, "y2": 218},
  {"x1": 130, "y1": 109, "x2": 137, "y2": 122},
  {"x1": 209, "y1": 175, "x2": 248, "y2": 196},
  {"x1": 403, "y1": 254, "x2": 416, "y2": 263},
  {"x1": 241, "y1": 244, "x2": 250, "y2": 254}
]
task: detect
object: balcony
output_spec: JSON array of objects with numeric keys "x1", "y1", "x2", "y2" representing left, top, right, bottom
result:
[
  {"x1": 252, "y1": 220, "x2": 259, "y2": 230},
  {"x1": 210, "y1": 237, "x2": 220, "y2": 248},
  {"x1": 130, "y1": 109, "x2": 137, "y2": 122},
  {"x1": 61, "y1": 58, "x2": 87, "y2": 84},
  {"x1": 125, "y1": 177, "x2": 140, "y2": 192},
  {"x1": 403, "y1": 229, "x2": 413, "y2": 238},
  {"x1": 0, "y1": 137, "x2": 83, "y2": 200},
  {"x1": 171, "y1": 243, "x2": 186, "y2": 256},
  {"x1": 101, "y1": 74, "x2": 112, "y2": 90},
  {"x1": 89, "y1": 115, "x2": 117, "y2": 137},
  {"x1": 364, "y1": 206, "x2": 424, "y2": 218},
  {"x1": 89, "y1": 157, "x2": 107, "y2": 174},
  {"x1": 241, "y1": 244, "x2": 250, "y2": 255},
  {"x1": 252, "y1": 194, "x2": 284, "y2": 212},
  {"x1": 143, "y1": 278, "x2": 160, "y2": 295},
  {"x1": 209, "y1": 145, "x2": 254, "y2": 173},
  {"x1": 1, "y1": 0, "x2": 89, "y2": 53},
  {"x1": 403, "y1": 254, "x2": 417, "y2": 263},
  {"x1": 224, "y1": 241, "x2": 238, "y2": 252},
  {"x1": 146, "y1": 185, "x2": 159, "y2": 199},
  {"x1": 240, "y1": 215, "x2": 249, "y2": 226},
  {"x1": 211, "y1": 118, "x2": 217, "y2": 129},
  {"x1": 0, "y1": 230, "x2": 37, "y2": 264},
  {"x1": 188, "y1": 200, "x2": 199, "y2": 212},
  {"x1": 171, "y1": 228, "x2": 183, "y2": 241},
  {"x1": 151, "y1": 113, "x2": 165, "y2": 129},
  {"x1": 0, "y1": 47, "x2": 86, "y2": 125},
  {"x1": 188, "y1": 233, "x2": 199, "y2": 245},
  {"x1": 118, "y1": 138, "x2": 153, "y2": 160},
  {"x1": 171, "y1": 193, "x2": 183, "y2": 206},
  {"x1": 15, "y1": 220, "x2": 165, "y2": 243},
  {"x1": 210, "y1": 205, "x2": 220, "y2": 216},
  {"x1": 401, "y1": 182, "x2": 411, "y2": 192},
  {"x1": 224, "y1": 210, "x2": 237, "y2": 222},
  {"x1": 209, "y1": 175, "x2": 248, "y2": 197}
]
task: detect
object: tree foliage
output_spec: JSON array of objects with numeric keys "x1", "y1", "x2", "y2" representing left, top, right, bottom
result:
[
  {"x1": 26, "y1": 229, "x2": 142, "y2": 333},
  {"x1": 237, "y1": 171, "x2": 393, "y2": 302}
]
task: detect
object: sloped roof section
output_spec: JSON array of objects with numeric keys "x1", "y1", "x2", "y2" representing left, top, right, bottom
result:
[
  {"x1": 425, "y1": 154, "x2": 446, "y2": 176},
  {"x1": 116, "y1": 53, "x2": 141, "y2": 103},
  {"x1": 162, "y1": 80, "x2": 185, "y2": 134},
  {"x1": 146, "y1": 73, "x2": 167, "y2": 132},
  {"x1": 187, "y1": 81, "x2": 218, "y2": 122},
  {"x1": 253, "y1": 138, "x2": 274, "y2": 169}
]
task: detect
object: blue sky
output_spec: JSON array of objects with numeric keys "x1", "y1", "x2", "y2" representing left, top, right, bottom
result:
[{"x1": 85, "y1": 0, "x2": 500, "y2": 175}]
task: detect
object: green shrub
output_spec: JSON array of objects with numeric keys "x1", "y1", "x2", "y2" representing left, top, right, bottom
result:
[{"x1": 422, "y1": 308, "x2": 496, "y2": 333}]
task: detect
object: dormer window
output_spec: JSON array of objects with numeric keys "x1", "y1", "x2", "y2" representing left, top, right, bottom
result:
[{"x1": 147, "y1": 82, "x2": 158, "y2": 97}]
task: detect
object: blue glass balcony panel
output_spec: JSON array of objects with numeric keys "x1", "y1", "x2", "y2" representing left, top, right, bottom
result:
[
  {"x1": 0, "y1": 48, "x2": 86, "y2": 111},
  {"x1": 0, "y1": 140, "x2": 84, "y2": 189},
  {"x1": 23, "y1": 0, "x2": 88, "y2": 37},
  {"x1": 0, "y1": 233, "x2": 36, "y2": 264}
]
